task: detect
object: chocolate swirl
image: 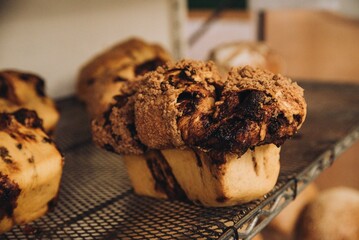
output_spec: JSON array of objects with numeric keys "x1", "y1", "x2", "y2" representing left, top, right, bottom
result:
[
  {"x1": 0, "y1": 70, "x2": 46, "y2": 103},
  {"x1": 91, "y1": 81, "x2": 146, "y2": 155},
  {"x1": 0, "y1": 70, "x2": 59, "y2": 132},
  {"x1": 92, "y1": 60, "x2": 306, "y2": 157},
  {"x1": 135, "y1": 61, "x2": 306, "y2": 156}
]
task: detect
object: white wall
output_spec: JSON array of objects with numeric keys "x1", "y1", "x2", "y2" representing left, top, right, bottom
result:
[
  {"x1": 0, "y1": 0, "x2": 186, "y2": 98},
  {"x1": 186, "y1": 17, "x2": 257, "y2": 60}
]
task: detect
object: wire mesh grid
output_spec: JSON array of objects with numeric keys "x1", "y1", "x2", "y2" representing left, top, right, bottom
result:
[{"x1": 2, "y1": 82, "x2": 359, "y2": 239}]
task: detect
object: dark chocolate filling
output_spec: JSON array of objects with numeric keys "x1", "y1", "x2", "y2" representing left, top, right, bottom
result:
[
  {"x1": 0, "y1": 75, "x2": 9, "y2": 98},
  {"x1": 177, "y1": 87, "x2": 300, "y2": 157},
  {"x1": 13, "y1": 108, "x2": 44, "y2": 130},
  {"x1": 193, "y1": 150, "x2": 203, "y2": 168},
  {"x1": 47, "y1": 196, "x2": 58, "y2": 212},
  {"x1": 0, "y1": 113, "x2": 11, "y2": 130},
  {"x1": 42, "y1": 137, "x2": 53, "y2": 144},
  {"x1": 145, "y1": 150, "x2": 188, "y2": 201},
  {"x1": 100, "y1": 89, "x2": 146, "y2": 154},
  {"x1": 0, "y1": 147, "x2": 13, "y2": 164},
  {"x1": 177, "y1": 91, "x2": 200, "y2": 116},
  {"x1": 86, "y1": 78, "x2": 95, "y2": 86},
  {"x1": 34, "y1": 78, "x2": 45, "y2": 97},
  {"x1": 0, "y1": 173, "x2": 21, "y2": 220},
  {"x1": 0, "y1": 74, "x2": 19, "y2": 103},
  {"x1": 135, "y1": 58, "x2": 166, "y2": 77},
  {"x1": 18, "y1": 73, "x2": 46, "y2": 97},
  {"x1": 16, "y1": 143, "x2": 22, "y2": 150},
  {"x1": 113, "y1": 76, "x2": 127, "y2": 82}
]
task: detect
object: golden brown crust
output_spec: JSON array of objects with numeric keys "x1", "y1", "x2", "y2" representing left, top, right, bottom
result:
[
  {"x1": 226, "y1": 66, "x2": 306, "y2": 126},
  {"x1": 136, "y1": 63, "x2": 306, "y2": 155},
  {"x1": 0, "y1": 109, "x2": 63, "y2": 233},
  {"x1": 77, "y1": 38, "x2": 172, "y2": 116},
  {"x1": 0, "y1": 70, "x2": 59, "y2": 133},
  {"x1": 135, "y1": 60, "x2": 223, "y2": 150},
  {"x1": 93, "y1": 60, "x2": 306, "y2": 156},
  {"x1": 91, "y1": 81, "x2": 145, "y2": 155}
]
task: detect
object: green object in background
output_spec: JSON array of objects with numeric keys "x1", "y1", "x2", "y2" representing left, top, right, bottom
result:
[{"x1": 188, "y1": 0, "x2": 247, "y2": 9}]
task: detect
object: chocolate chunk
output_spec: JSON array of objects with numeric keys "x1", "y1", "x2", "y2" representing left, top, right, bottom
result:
[
  {"x1": 18, "y1": 73, "x2": 46, "y2": 97},
  {"x1": 28, "y1": 157, "x2": 35, "y2": 163},
  {"x1": 294, "y1": 114, "x2": 302, "y2": 123},
  {"x1": 47, "y1": 196, "x2": 58, "y2": 212},
  {"x1": 0, "y1": 173, "x2": 21, "y2": 219},
  {"x1": 110, "y1": 133, "x2": 122, "y2": 142},
  {"x1": 113, "y1": 76, "x2": 127, "y2": 82},
  {"x1": 86, "y1": 78, "x2": 95, "y2": 86},
  {"x1": 252, "y1": 155, "x2": 259, "y2": 176},
  {"x1": 13, "y1": 109, "x2": 44, "y2": 130},
  {"x1": 103, "y1": 94, "x2": 130, "y2": 127},
  {"x1": 18, "y1": 73, "x2": 32, "y2": 81},
  {"x1": 216, "y1": 195, "x2": 229, "y2": 203},
  {"x1": 0, "y1": 147, "x2": 13, "y2": 164},
  {"x1": 0, "y1": 147, "x2": 9, "y2": 159},
  {"x1": 113, "y1": 95, "x2": 130, "y2": 109},
  {"x1": 127, "y1": 124, "x2": 137, "y2": 138},
  {"x1": 178, "y1": 68, "x2": 195, "y2": 82},
  {"x1": 145, "y1": 150, "x2": 188, "y2": 201},
  {"x1": 207, "y1": 151, "x2": 227, "y2": 165},
  {"x1": 34, "y1": 78, "x2": 45, "y2": 97},
  {"x1": 177, "y1": 91, "x2": 199, "y2": 116},
  {"x1": 0, "y1": 74, "x2": 19, "y2": 103},
  {"x1": 104, "y1": 144, "x2": 115, "y2": 152},
  {"x1": 0, "y1": 75, "x2": 9, "y2": 98},
  {"x1": 135, "y1": 58, "x2": 166, "y2": 76},
  {"x1": 22, "y1": 224, "x2": 42, "y2": 236},
  {"x1": 178, "y1": 89, "x2": 295, "y2": 156},
  {"x1": 213, "y1": 82, "x2": 224, "y2": 101},
  {"x1": 194, "y1": 151, "x2": 203, "y2": 168},
  {"x1": 42, "y1": 137, "x2": 53, "y2": 144}
]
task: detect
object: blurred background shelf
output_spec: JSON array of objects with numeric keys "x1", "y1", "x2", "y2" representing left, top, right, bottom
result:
[{"x1": 2, "y1": 81, "x2": 358, "y2": 239}]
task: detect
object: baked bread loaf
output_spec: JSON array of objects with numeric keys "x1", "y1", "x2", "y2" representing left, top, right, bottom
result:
[
  {"x1": 0, "y1": 109, "x2": 63, "y2": 233},
  {"x1": 77, "y1": 38, "x2": 172, "y2": 116},
  {"x1": 295, "y1": 187, "x2": 359, "y2": 240},
  {"x1": 124, "y1": 144, "x2": 280, "y2": 207},
  {"x1": 0, "y1": 70, "x2": 60, "y2": 133},
  {"x1": 92, "y1": 60, "x2": 306, "y2": 207}
]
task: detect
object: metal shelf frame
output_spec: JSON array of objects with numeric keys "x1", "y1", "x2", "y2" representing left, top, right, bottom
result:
[{"x1": 221, "y1": 125, "x2": 359, "y2": 240}]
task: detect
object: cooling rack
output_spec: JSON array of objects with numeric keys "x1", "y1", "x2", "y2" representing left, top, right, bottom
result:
[{"x1": 2, "y1": 82, "x2": 359, "y2": 239}]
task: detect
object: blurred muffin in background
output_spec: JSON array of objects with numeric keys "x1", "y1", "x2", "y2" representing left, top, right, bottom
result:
[
  {"x1": 209, "y1": 41, "x2": 284, "y2": 75},
  {"x1": 77, "y1": 37, "x2": 172, "y2": 117},
  {"x1": 295, "y1": 187, "x2": 359, "y2": 240},
  {"x1": 0, "y1": 70, "x2": 59, "y2": 133}
]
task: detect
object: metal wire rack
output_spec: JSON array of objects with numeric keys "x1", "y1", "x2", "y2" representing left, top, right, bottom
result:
[{"x1": 2, "y1": 82, "x2": 359, "y2": 239}]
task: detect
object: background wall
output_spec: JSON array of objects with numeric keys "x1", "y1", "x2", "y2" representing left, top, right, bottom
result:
[
  {"x1": 0, "y1": 0, "x2": 186, "y2": 98},
  {"x1": 187, "y1": 9, "x2": 359, "y2": 84},
  {"x1": 266, "y1": 10, "x2": 359, "y2": 83}
]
